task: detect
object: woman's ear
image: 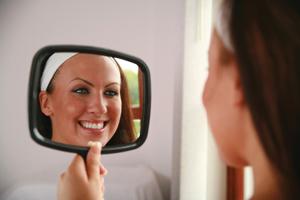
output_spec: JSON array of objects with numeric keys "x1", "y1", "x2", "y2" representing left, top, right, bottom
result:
[{"x1": 39, "y1": 91, "x2": 53, "y2": 116}]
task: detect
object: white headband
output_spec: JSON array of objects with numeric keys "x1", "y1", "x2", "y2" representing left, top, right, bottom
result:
[
  {"x1": 214, "y1": 0, "x2": 234, "y2": 53},
  {"x1": 40, "y1": 52, "x2": 78, "y2": 91}
]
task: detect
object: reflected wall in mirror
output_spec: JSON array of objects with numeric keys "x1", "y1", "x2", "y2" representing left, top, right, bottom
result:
[
  {"x1": 38, "y1": 53, "x2": 143, "y2": 147},
  {"x1": 28, "y1": 46, "x2": 150, "y2": 154}
]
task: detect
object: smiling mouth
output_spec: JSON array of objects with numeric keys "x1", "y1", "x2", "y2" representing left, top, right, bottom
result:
[{"x1": 79, "y1": 121, "x2": 108, "y2": 131}]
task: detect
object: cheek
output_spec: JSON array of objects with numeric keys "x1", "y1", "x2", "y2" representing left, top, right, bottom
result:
[
  {"x1": 55, "y1": 97, "x2": 86, "y2": 120},
  {"x1": 202, "y1": 74, "x2": 212, "y2": 108},
  {"x1": 109, "y1": 99, "x2": 122, "y2": 121},
  {"x1": 213, "y1": 129, "x2": 248, "y2": 167},
  {"x1": 203, "y1": 74, "x2": 225, "y2": 152},
  {"x1": 202, "y1": 71, "x2": 222, "y2": 123},
  {"x1": 205, "y1": 102, "x2": 247, "y2": 167},
  {"x1": 206, "y1": 101, "x2": 244, "y2": 167},
  {"x1": 66, "y1": 104, "x2": 85, "y2": 118},
  {"x1": 203, "y1": 71, "x2": 246, "y2": 167}
]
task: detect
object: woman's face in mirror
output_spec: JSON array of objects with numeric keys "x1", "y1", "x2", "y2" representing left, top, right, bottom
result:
[{"x1": 40, "y1": 54, "x2": 122, "y2": 146}]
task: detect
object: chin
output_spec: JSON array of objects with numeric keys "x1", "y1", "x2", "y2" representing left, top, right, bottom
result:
[{"x1": 222, "y1": 154, "x2": 248, "y2": 168}]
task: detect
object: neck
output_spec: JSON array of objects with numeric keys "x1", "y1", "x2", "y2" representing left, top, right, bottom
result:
[
  {"x1": 250, "y1": 146, "x2": 282, "y2": 200},
  {"x1": 242, "y1": 110, "x2": 283, "y2": 200}
]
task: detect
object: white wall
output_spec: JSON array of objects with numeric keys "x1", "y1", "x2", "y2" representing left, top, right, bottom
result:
[
  {"x1": 172, "y1": 0, "x2": 227, "y2": 199},
  {"x1": 0, "y1": 0, "x2": 185, "y2": 199},
  {"x1": 244, "y1": 167, "x2": 254, "y2": 200}
]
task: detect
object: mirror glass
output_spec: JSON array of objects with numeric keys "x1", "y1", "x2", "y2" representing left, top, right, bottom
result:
[{"x1": 36, "y1": 52, "x2": 144, "y2": 148}]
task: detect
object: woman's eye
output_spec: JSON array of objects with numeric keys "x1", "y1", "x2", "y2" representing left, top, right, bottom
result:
[
  {"x1": 72, "y1": 88, "x2": 89, "y2": 95},
  {"x1": 104, "y1": 90, "x2": 119, "y2": 97}
]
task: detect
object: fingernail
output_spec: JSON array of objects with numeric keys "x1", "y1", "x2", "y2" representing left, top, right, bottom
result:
[
  {"x1": 95, "y1": 142, "x2": 102, "y2": 149},
  {"x1": 87, "y1": 141, "x2": 94, "y2": 147},
  {"x1": 87, "y1": 141, "x2": 102, "y2": 154},
  {"x1": 92, "y1": 142, "x2": 102, "y2": 154}
]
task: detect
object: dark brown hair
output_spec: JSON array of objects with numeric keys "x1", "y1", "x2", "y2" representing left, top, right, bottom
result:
[
  {"x1": 223, "y1": 0, "x2": 300, "y2": 197},
  {"x1": 107, "y1": 58, "x2": 136, "y2": 145},
  {"x1": 38, "y1": 54, "x2": 136, "y2": 145}
]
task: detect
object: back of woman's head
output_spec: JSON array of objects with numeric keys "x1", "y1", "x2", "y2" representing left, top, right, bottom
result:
[{"x1": 220, "y1": 0, "x2": 300, "y2": 196}]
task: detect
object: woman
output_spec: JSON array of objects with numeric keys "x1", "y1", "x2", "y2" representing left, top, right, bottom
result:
[
  {"x1": 203, "y1": 0, "x2": 300, "y2": 199},
  {"x1": 39, "y1": 53, "x2": 136, "y2": 147},
  {"x1": 58, "y1": 0, "x2": 300, "y2": 199}
]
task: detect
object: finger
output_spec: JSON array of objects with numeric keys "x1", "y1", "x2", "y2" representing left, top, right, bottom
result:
[
  {"x1": 86, "y1": 141, "x2": 102, "y2": 180},
  {"x1": 100, "y1": 179, "x2": 105, "y2": 200},
  {"x1": 59, "y1": 172, "x2": 65, "y2": 180},
  {"x1": 67, "y1": 154, "x2": 87, "y2": 182},
  {"x1": 100, "y1": 163, "x2": 108, "y2": 176},
  {"x1": 101, "y1": 177, "x2": 105, "y2": 193},
  {"x1": 57, "y1": 172, "x2": 66, "y2": 200}
]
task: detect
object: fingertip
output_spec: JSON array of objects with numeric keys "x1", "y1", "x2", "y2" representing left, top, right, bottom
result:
[
  {"x1": 100, "y1": 164, "x2": 108, "y2": 176},
  {"x1": 103, "y1": 168, "x2": 108, "y2": 176},
  {"x1": 72, "y1": 154, "x2": 84, "y2": 166},
  {"x1": 87, "y1": 141, "x2": 102, "y2": 154},
  {"x1": 59, "y1": 172, "x2": 65, "y2": 180},
  {"x1": 96, "y1": 141, "x2": 102, "y2": 150},
  {"x1": 68, "y1": 154, "x2": 85, "y2": 173},
  {"x1": 87, "y1": 141, "x2": 94, "y2": 147}
]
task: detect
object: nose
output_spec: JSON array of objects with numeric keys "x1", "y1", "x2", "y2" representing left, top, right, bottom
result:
[{"x1": 88, "y1": 93, "x2": 107, "y2": 115}]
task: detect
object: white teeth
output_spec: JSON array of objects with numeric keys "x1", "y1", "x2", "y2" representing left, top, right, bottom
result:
[{"x1": 81, "y1": 122, "x2": 104, "y2": 129}]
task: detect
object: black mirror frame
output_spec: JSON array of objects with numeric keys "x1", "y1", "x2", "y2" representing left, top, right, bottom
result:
[{"x1": 28, "y1": 45, "x2": 151, "y2": 156}]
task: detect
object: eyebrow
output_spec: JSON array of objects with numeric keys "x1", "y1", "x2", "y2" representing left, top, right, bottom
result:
[
  {"x1": 70, "y1": 77, "x2": 120, "y2": 87},
  {"x1": 70, "y1": 77, "x2": 94, "y2": 86},
  {"x1": 105, "y1": 82, "x2": 121, "y2": 88}
]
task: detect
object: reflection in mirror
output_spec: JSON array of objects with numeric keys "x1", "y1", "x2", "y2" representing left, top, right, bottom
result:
[{"x1": 37, "y1": 53, "x2": 143, "y2": 147}]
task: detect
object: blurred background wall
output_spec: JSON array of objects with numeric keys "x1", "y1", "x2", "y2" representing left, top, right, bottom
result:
[{"x1": 0, "y1": 0, "x2": 185, "y2": 199}]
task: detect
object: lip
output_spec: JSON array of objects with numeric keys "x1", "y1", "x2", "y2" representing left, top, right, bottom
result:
[{"x1": 78, "y1": 120, "x2": 108, "y2": 134}]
